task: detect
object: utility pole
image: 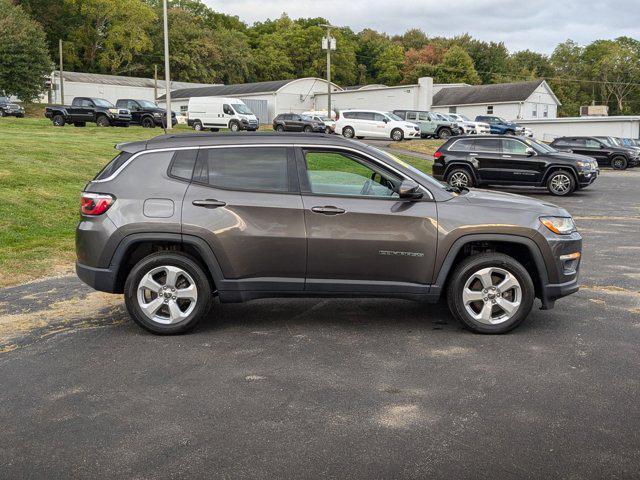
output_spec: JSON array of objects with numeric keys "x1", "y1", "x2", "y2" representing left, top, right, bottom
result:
[
  {"x1": 154, "y1": 64, "x2": 158, "y2": 101},
  {"x1": 58, "y1": 39, "x2": 64, "y2": 104},
  {"x1": 321, "y1": 24, "x2": 335, "y2": 118},
  {"x1": 162, "y1": 0, "x2": 172, "y2": 130}
]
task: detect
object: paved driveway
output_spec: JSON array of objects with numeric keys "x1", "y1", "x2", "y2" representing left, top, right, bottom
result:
[{"x1": 1, "y1": 169, "x2": 639, "y2": 479}]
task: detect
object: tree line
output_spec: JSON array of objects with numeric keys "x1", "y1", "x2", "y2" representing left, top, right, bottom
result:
[{"x1": 2, "y1": 0, "x2": 640, "y2": 116}]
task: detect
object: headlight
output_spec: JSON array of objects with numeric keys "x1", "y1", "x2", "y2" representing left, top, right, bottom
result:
[
  {"x1": 108, "y1": 108, "x2": 118, "y2": 114},
  {"x1": 153, "y1": 112, "x2": 162, "y2": 117},
  {"x1": 576, "y1": 160, "x2": 591, "y2": 169},
  {"x1": 540, "y1": 216, "x2": 576, "y2": 235}
]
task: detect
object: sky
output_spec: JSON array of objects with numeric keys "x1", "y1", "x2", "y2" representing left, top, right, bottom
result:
[{"x1": 205, "y1": 0, "x2": 640, "y2": 54}]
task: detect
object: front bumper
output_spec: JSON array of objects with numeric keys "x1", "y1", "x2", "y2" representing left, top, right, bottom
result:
[
  {"x1": 241, "y1": 119, "x2": 259, "y2": 131},
  {"x1": 108, "y1": 113, "x2": 132, "y2": 123},
  {"x1": 2, "y1": 108, "x2": 24, "y2": 117},
  {"x1": 578, "y1": 168, "x2": 599, "y2": 186}
]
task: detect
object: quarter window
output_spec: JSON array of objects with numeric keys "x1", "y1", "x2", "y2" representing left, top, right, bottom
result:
[
  {"x1": 169, "y1": 149, "x2": 198, "y2": 180},
  {"x1": 304, "y1": 150, "x2": 399, "y2": 198},
  {"x1": 198, "y1": 147, "x2": 289, "y2": 192},
  {"x1": 450, "y1": 139, "x2": 475, "y2": 152},
  {"x1": 406, "y1": 112, "x2": 417, "y2": 121}
]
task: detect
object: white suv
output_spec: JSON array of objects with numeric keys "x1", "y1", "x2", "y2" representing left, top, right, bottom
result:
[
  {"x1": 445, "y1": 113, "x2": 490, "y2": 135},
  {"x1": 335, "y1": 110, "x2": 421, "y2": 141}
]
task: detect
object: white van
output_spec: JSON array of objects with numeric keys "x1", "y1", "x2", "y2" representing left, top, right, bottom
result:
[
  {"x1": 334, "y1": 109, "x2": 421, "y2": 141},
  {"x1": 187, "y1": 97, "x2": 259, "y2": 132}
]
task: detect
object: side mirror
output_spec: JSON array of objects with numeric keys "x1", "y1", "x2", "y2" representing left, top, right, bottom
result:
[
  {"x1": 398, "y1": 179, "x2": 423, "y2": 200},
  {"x1": 383, "y1": 118, "x2": 389, "y2": 123},
  {"x1": 600, "y1": 144, "x2": 606, "y2": 149},
  {"x1": 525, "y1": 147, "x2": 535, "y2": 156}
]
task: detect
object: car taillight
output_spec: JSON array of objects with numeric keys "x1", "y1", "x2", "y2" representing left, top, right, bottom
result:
[
  {"x1": 434, "y1": 151, "x2": 443, "y2": 160},
  {"x1": 81, "y1": 192, "x2": 114, "y2": 216}
]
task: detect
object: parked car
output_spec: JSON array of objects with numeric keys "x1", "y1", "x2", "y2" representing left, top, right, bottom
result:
[
  {"x1": 336, "y1": 110, "x2": 420, "y2": 141},
  {"x1": 433, "y1": 135, "x2": 599, "y2": 196},
  {"x1": 302, "y1": 111, "x2": 335, "y2": 133},
  {"x1": 273, "y1": 113, "x2": 326, "y2": 133},
  {"x1": 549, "y1": 136, "x2": 639, "y2": 170},
  {"x1": 595, "y1": 136, "x2": 640, "y2": 155},
  {"x1": 187, "y1": 97, "x2": 258, "y2": 132},
  {"x1": 76, "y1": 132, "x2": 582, "y2": 335},
  {"x1": 475, "y1": 115, "x2": 526, "y2": 136},
  {"x1": 0, "y1": 96, "x2": 25, "y2": 118},
  {"x1": 618, "y1": 138, "x2": 640, "y2": 150},
  {"x1": 393, "y1": 110, "x2": 459, "y2": 139},
  {"x1": 115, "y1": 99, "x2": 176, "y2": 128},
  {"x1": 442, "y1": 113, "x2": 490, "y2": 135},
  {"x1": 44, "y1": 97, "x2": 131, "y2": 127}
]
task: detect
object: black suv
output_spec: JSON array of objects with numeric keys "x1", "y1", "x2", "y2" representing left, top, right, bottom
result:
[
  {"x1": 0, "y1": 96, "x2": 25, "y2": 117},
  {"x1": 433, "y1": 136, "x2": 599, "y2": 196},
  {"x1": 549, "y1": 136, "x2": 639, "y2": 170},
  {"x1": 273, "y1": 113, "x2": 326, "y2": 133},
  {"x1": 115, "y1": 99, "x2": 176, "y2": 128}
]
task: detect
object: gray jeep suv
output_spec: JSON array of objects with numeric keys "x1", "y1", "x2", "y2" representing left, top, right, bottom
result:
[{"x1": 77, "y1": 133, "x2": 582, "y2": 334}]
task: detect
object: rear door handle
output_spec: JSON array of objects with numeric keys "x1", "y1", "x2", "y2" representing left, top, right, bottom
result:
[
  {"x1": 311, "y1": 206, "x2": 346, "y2": 215},
  {"x1": 192, "y1": 199, "x2": 226, "y2": 208},
  {"x1": 469, "y1": 153, "x2": 478, "y2": 156}
]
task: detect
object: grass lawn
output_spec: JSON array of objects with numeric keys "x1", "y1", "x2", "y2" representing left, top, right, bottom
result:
[
  {"x1": 389, "y1": 138, "x2": 444, "y2": 157},
  {"x1": 0, "y1": 118, "x2": 435, "y2": 287}
]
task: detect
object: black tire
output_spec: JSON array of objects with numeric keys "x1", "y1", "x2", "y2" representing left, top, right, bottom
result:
[
  {"x1": 446, "y1": 167, "x2": 475, "y2": 188},
  {"x1": 342, "y1": 126, "x2": 355, "y2": 138},
  {"x1": 124, "y1": 252, "x2": 213, "y2": 335},
  {"x1": 141, "y1": 116, "x2": 155, "y2": 128},
  {"x1": 391, "y1": 128, "x2": 404, "y2": 141},
  {"x1": 446, "y1": 253, "x2": 535, "y2": 334},
  {"x1": 96, "y1": 115, "x2": 110, "y2": 127},
  {"x1": 229, "y1": 121, "x2": 240, "y2": 132},
  {"x1": 52, "y1": 114, "x2": 65, "y2": 127},
  {"x1": 73, "y1": 122, "x2": 86, "y2": 127},
  {"x1": 16, "y1": 113, "x2": 24, "y2": 118},
  {"x1": 546, "y1": 170, "x2": 576, "y2": 196},
  {"x1": 193, "y1": 121, "x2": 203, "y2": 131},
  {"x1": 436, "y1": 127, "x2": 452, "y2": 139},
  {"x1": 275, "y1": 124, "x2": 285, "y2": 132},
  {"x1": 325, "y1": 126, "x2": 332, "y2": 134},
  {"x1": 0, "y1": 109, "x2": 5, "y2": 117},
  {"x1": 356, "y1": 136, "x2": 365, "y2": 139},
  {"x1": 611, "y1": 156, "x2": 628, "y2": 170},
  {"x1": 303, "y1": 125, "x2": 312, "y2": 133}
]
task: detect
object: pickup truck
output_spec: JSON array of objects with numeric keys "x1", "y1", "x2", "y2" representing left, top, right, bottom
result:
[
  {"x1": 45, "y1": 97, "x2": 131, "y2": 127},
  {"x1": 0, "y1": 96, "x2": 25, "y2": 118},
  {"x1": 115, "y1": 99, "x2": 176, "y2": 128},
  {"x1": 475, "y1": 115, "x2": 525, "y2": 136}
]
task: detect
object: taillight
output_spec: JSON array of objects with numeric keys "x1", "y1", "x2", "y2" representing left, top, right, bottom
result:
[
  {"x1": 81, "y1": 192, "x2": 114, "y2": 216},
  {"x1": 433, "y1": 151, "x2": 443, "y2": 160}
]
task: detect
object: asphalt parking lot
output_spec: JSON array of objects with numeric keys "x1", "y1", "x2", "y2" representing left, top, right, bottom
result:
[{"x1": 1, "y1": 168, "x2": 639, "y2": 479}]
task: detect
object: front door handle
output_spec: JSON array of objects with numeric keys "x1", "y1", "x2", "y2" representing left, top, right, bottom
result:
[
  {"x1": 192, "y1": 199, "x2": 226, "y2": 208},
  {"x1": 502, "y1": 155, "x2": 512, "y2": 158},
  {"x1": 311, "y1": 206, "x2": 346, "y2": 215}
]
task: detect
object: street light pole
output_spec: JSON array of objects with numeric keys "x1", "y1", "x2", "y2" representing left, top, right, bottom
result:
[
  {"x1": 162, "y1": 0, "x2": 172, "y2": 130},
  {"x1": 321, "y1": 24, "x2": 335, "y2": 118},
  {"x1": 58, "y1": 39, "x2": 64, "y2": 104}
]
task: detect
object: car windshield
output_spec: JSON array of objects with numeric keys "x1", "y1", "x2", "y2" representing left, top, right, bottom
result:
[
  {"x1": 386, "y1": 113, "x2": 403, "y2": 121},
  {"x1": 319, "y1": 116, "x2": 332, "y2": 122},
  {"x1": 137, "y1": 100, "x2": 158, "y2": 108},
  {"x1": 523, "y1": 138, "x2": 556, "y2": 154},
  {"x1": 369, "y1": 146, "x2": 449, "y2": 192},
  {"x1": 231, "y1": 103, "x2": 253, "y2": 115},
  {"x1": 496, "y1": 117, "x2": 507, "y2": 123},
  {"x1": 93, "y1": 98, "x2": 114, "y2": 107},
  {"x1": 0, "y1": 96, "x2": 9, "y2": 103}
]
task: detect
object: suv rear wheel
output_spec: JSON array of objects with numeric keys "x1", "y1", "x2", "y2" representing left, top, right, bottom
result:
[
  {"x1": 124, "y1": 252, "x2": 212, "y2": 335},
  {"x1": 611, "y1": 156, "x2": 628, "y2": 170},
  {"x1": 547, "y1": 170, "x2": 575, "y2": 196},
  {"x1": 447, "y1": 253, "x2": 535, "y2": 334},
  {"x1": 447, "y1": 168, "x2": 474, "y2": 188},
  {"x1": 342, "y1": 126, "x2": 355, "y2": 138}
]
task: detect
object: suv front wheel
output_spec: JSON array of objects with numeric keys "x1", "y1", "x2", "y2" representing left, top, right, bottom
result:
[
  {"x1": 124, "y1": 252, "x2": 212, "y2": 334},
  {"x1": 447, "y1": 253, "x2": 535, "y2": 334},
  {"x1": 547, "y1": 170, "x2": 575, "y2": 196}
]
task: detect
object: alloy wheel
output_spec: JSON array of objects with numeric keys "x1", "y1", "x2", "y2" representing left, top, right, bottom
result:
[
  {"x1": 136, "y1": 265, "x2": 198, "y2": 325},
  {"x1": 462, "y1": 267, "x2": 521, "y2": 325},
  {"x1": 449, "y1": 172, "x2": 470, "y2": 187},
  {"x1": 550, "y1": 174, "x2": 571, "y2": 194}
]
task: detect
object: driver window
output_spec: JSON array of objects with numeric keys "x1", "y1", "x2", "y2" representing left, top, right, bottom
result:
[
  {"x1": 223, "y1": 104, "x2": 234, "y2": 115},
  {"x1": 304, "y1": 151, "x2": 399, "y2": 198},
  {"x1": 373, "y1": 113, "x2": 387, "y2": 122},
  {"x1": 406, "y1": 112, "x2": 418, "y2": 121},
  {"x1": 418, "y1": 112, "x2": 430, "y2": 121},
  {"x1": 585, "y1": 139, "x2": 601, "y2": 148},
  {"x1": 501, "y1": 139, "x2": 528, "y2": 154}
]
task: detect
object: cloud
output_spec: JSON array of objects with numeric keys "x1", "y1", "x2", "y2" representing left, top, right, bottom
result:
[{"x1": 204, "y1": 0, "x2": 640, "y2": 53}]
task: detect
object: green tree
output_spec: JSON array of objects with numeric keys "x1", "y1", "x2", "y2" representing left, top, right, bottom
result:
[
  {"x1": 211, "y1": 29, "x2": 256, "y2": 84},
  {"x1": 393, "y1": 28, "x2": 429, "y2": 51},
  {"x1": 436, "y1": 46, "x2": 481, "y2": 84},
  {"x1": 374, "y1": 44, "x2": 405, "y2": 84},
  {"x1": 509, "y1": 50, "x2": 554, "y2": 80},
  {"x1": 0, "y1": 0, "x2": 52, "y2": 101},
  {"x1": 550, "y1": 40, "x2": 591, "y2": 116}
]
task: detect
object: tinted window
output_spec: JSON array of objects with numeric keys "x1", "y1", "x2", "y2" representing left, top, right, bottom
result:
[
  {"x1": 571, "y1": 139, "x2": 586, "y2": 147},
  {"x1": 169, "y1": 149, "x2": 198, "y2": 180},
  {"x1": 81, "y1": 99, "x2": 94, "y2": 107},
  {"x1": 343, "y1": 112, "x2": 356, "y2": 119},
  {"x1": 357, "y1": 112, "x2": 375, "y2": 121},
  {"x1": 552, "y1": 139, "x2": 570, "y2": 147},
  {"x1": 223, "y1": 104, "x2": 234, "y2": 115},
  {"x1": 406, "y1": 112, "x2": 417, "y2": 121},
  {"x1": 501, "y1": 139, "x2": 528, "y2": 154},
  {"x1": 450, "y1": 139, "x2": 475, "y2": 152},
  {"x1": 475, "y1": 139, "x2": 501, "y2": 152},
  {"x1": 200, "y1": 147, "x2": 288, "y2": 192},
  {"x1": 305, "y1": 151, "x2": 398, "y2": 198},
  {"x1": 585, "y1": 139, "x2": 601, "y2": 148}
]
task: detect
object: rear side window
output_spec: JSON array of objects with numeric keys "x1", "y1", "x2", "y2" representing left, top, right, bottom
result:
[
  {"x1": 94, "y1": 152, "x2": 133, "y2": 180},
  {"x1": 197, "y1": 147, "x2": 289, "y2": 192},
  {"x1": 475, "y1": 139, "x2": 501, "y2": 152},
  {"x1": 343, "y1": 112, "x2": 355, "y2": 119},
  {"x1": 169, "y1": 149, "x2": 198, "y2": 180}
]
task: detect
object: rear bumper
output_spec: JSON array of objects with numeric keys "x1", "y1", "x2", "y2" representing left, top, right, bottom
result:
[{"x1": 76, "y1": 262, "x2": 118, "y2": 293}]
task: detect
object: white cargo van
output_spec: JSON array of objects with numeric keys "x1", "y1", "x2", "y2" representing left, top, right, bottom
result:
[{"x1": 187, "y1": 97, "x2": 259, "y2": 132}]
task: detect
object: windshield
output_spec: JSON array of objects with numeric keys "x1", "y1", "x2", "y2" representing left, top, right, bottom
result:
[
  {"x1": 368, "y1": 146, "x2": 448, "y2": 191},
  {"x1": 138, "y1": 100, "x2": 158, "y2": 108},
  {"x1": 231, "y1": 103, "x2": 253, "y2": 115},
  {"x1": 386, "y1": 113, "x2": 403, "y2": 121},
  {"x1": 93, "y1": 98, "x2": 114, "y2": 107},
  {"x1": 523, "y1": 138, "x2": 556, "y2": 154},
  {"x1": 0, "y1": 97, "x2": 9, "y2": 103}
]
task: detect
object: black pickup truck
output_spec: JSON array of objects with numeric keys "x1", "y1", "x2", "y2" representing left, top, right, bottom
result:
[
  {"x1": 45, "y1": 97, "x2": 131, "y2": 127},
  {"x1": 115, "y1": 99, "x2": 176, "y2": 128}
]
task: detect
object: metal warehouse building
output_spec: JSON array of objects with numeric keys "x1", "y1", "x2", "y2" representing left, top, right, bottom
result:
[
  {"x1": 45, "y1": 71, "x2": 219, "y2": 105},
  {"x1": 157, "y1": 78, "x2": 341, "y2": 124}
]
